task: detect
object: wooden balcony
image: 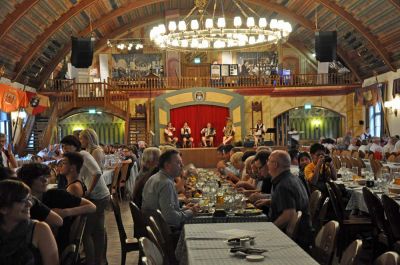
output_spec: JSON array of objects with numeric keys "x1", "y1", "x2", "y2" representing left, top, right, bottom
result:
[{"x1": 42, "y1": 73, "x2": 359, "y2": 93}]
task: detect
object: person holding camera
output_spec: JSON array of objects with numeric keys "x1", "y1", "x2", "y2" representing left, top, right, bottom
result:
[{"x1": 304, "y1": 143, "x2": 337, "y2": 193}]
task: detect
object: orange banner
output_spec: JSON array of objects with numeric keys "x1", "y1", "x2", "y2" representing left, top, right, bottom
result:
[{"x1": 0, "y1": 84, "x2": 28, "y2": 112}]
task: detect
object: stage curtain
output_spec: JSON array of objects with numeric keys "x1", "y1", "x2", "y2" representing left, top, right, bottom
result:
[{"x1": 170, "y1": 105, "x2": 229, "y2": 147}]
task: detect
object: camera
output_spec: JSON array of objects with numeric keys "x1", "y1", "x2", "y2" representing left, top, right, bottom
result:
[{"x1": 323, "y1": 155, "x2": 332, "y2": 163}]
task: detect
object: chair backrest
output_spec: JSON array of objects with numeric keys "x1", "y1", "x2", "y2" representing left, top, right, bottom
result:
[
  {"x1": 326, "y1": 183, "x2": 344, "y2": 222},
  {"x1": 69, "y1": 215, "x2": 87, "y2": 264},
  {"x1": 332, "y1": 156, "x2": 341, "y2": 170},
  {"x1": 374, "y1": 251, "x2": 400, "y2": 265},
  {"x1": 362, "y1": 187, "x2": 389, "y2": 237},
  {"x1": 129, "y1": 201, "x2": 148, "y2": 238},
  {"x1": 139, "y1": 237, "x2": 164, "y2": 265},
  {"x1": 340, "y1": 239, "x2": 363, "y2": 265},
  {"x1": 60, "y1": 244, "x2": 77, "y2": 265},
  {"x1": 110, "y1": 195, "x2": 127, "y2": 244},
  {"x1": 141, "y1": 257, "x2": 150, "y2": 265},
  {"x1": 313, "y1": 220, "x2": 340, "y2": 265},
  {"x1": 110, "y1": 164, "x2": 122, "y2": 194},
  {"x1": 286, "y1": 211, "x2": 302, "y2": 239},
  {"x1": 120, "y1": 163, "x2": 130, "y2": 182},
  {"x1": 146, "y1": 226, "x2": 164, "y2": 257},
  {"x1": 148, "y1": 216, "x2": 166, "y2": 247},
  {"x1": 309, "y1": 190, "x2": 323, "y2": 222},
  {"x1": 316, "y1": 197, "x2": 330, "y2": 232},
  {"x1": 388, "y1": 154, "x2": 396, "y2": 162},
  {"x1": 382, "y1": 195, "x2": 400, "y2": 241}
]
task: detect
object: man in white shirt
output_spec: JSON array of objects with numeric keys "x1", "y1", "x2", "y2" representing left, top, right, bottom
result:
[
  {"x1": 383, "y1": 137, "x2": 398, "y2": 154},
  {"x1": 369, "y1": 137, "x2": 383, "y2": 154},
  {"x1": 347, "y1": 138, "x2": 360, "y2": 151},
  {"x1": 360, "y1": 127, "x2": 371, "y2": 140},
  {"x1": 0, "y1": 133, "x2": 17, "y2": 169},
  {"x1": 253, "y1": 120, "x2": 266, "y2": 147}
]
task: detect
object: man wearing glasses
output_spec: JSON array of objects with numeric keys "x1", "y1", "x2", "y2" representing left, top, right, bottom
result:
[{"x1": 267, "y1": 150, "x2": 311, "y2": 250}]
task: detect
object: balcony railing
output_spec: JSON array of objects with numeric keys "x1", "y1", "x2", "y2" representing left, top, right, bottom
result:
[{"x1": 43, "y1": 73, "x2": 358, "y2": 92}]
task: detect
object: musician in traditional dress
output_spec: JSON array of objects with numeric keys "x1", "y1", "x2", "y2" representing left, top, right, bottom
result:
[
  {"x1": 164, "y1": 122, "x2": 178, "y2": 145},
  {"x1": 222, "y1": 119, "x2": 235, "y2": 145},
  {"x1": 201, "y1": 123, "x2": 216, "y2": 147},
  {"x1": 253, "y1": 119, "x2": 266, "y2": 147},
  {"x1": 180, "y1": 122, "x2": 194, "y2": 148}
]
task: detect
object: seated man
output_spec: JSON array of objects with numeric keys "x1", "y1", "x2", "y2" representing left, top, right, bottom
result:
[
  {"x1": 142, "y1": 149, "x2": 199, "y2": 229},
  {"x1": 253, "y1": 120, "x2": 266, "y2": 147},
  {"x1": 201, "y1": 123, "x2": 216, "y2": 147},
  {"x1": 181, "y1": 122, "x2": 194, "y2": 148},
  {"x1": 267, "y1": 150, "x2": 312, "y2": 250},
  {"x1": 164, "y1": 122, "x2": 178, "y2": 145},
  {"x1": 304, "y1": 143, "x2": 337, "y2": 194}
]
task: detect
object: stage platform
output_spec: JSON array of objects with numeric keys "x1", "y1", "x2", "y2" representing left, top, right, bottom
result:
[{"x1": 179, "y1": 146, "x2": 293, "y2": 168}]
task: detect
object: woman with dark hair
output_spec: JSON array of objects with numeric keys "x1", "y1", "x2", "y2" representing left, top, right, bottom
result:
[
  {"x1": 0, "y1": 180, "x2": 59, "y2": 265},
  {"x1": 297, "y1": 152, "x2": 312, "y2": 197}
]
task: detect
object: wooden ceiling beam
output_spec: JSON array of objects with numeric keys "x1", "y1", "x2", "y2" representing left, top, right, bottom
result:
[
  {"x1": 0, "y1": 0, "x2": 40, "y2": 42},
  {"x1": 12, "y1": 0, "x2": 99, "y2": 82},
  {"x1": 314, "y1": 0, "x2": 396, "y2": 72},
  {"x1": 38, "y1": 0, "x2": 363, "y2": 87},
  {"x1": 388, "y1": 0, "x2": 400, "y2": 13}
]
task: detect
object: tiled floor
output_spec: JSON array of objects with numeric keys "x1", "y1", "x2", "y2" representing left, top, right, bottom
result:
[{"x1": 105, "y1": 200, "x2": 139, "y2": 265}]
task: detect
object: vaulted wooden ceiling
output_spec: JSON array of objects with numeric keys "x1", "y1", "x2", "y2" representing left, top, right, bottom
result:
[{"x1": 0, "y1": 0, "x2": 399, "y2": 88}]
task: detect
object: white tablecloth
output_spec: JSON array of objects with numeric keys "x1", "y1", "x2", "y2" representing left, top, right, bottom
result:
[
  {"x1": 176, "y1": 223, "x2": 318, "y2": 265},
  {"x1": 102, "y1": 168, "x2": 114, "y2": 185}
]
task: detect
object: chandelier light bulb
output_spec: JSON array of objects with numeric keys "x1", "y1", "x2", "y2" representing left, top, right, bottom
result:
[
  {"x1": 181, "y1": 39, "x2": 188, "y2": 47},
  {"x1": 172, "y1": 39, "x2": 179, "y2": 47},
  {"x1": 249, "y1": 36, "x2": 256, "y2": 44},
  {"x1": 158, "y1": 24, "x2": 166, "y2": 34},
  {"x1": 168, "y1": 21, "x2": 177, "y2": 32},
  {"x1": 270, "y1": 19, "x2": 278, "y2": 29},
  {"x1": 191, "y1": 38, "x2": 199, "y2": 48},
  {"x1": 205, "y1": 18, "x2": 213, "y2": 29},
  {"x1": 247, "y1": 17, "x2": 255, "y2": 28},
  {"x1": 277, "y1": 20, "x2": 285, "y2": 30},
  {"x1": 258, "y1": 34, "x2": 265, "y2": 42},
  {"x1": 191, "y1": 19, "x2": 199, "y2": 30},
  {"x1": 259, "y1": 18, "x2": 267, "y2": 28},
  {"x1": 201, "y1": 39, "x2": 209, "y2": 48},
  {"x1": 217, "y1": 17, "x2": 226, "y2": 28},
  {"x1": 234, "y1": 16, "x2": 242, "y2": 27},
  {"x1": 178, "y1": 21, "x2": 186, "y2": 31}
]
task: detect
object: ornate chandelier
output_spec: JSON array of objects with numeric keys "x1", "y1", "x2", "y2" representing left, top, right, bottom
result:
[{"x1": 149, "y1": 0, "x2": 292, "y2": 51}]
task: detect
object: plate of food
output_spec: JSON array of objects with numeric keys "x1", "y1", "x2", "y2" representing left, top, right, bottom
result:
[{"x1": 234, "y1": 209, "x2": 263, "y2": 216}]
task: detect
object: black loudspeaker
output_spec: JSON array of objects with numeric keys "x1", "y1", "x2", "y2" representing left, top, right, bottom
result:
[
  {"x1": 315, "y1": 31, "x2": 337, "y2": 62},
  {"x1": 71, "y1": 37, "x2": 93, "y2": 68},
  {"x1": 359, "y1": 120, "x2": 364, "y2": 125}
]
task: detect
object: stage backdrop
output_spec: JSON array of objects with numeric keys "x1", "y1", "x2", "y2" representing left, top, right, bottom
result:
[{"x1": 170, "y1": 105, "x2": 229, "y2": 146}]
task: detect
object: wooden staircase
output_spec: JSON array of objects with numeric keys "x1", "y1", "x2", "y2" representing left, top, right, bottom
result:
[
  {"x1": 128, "y1": 117, "x2": 146, "y2": 145},
  {"x1": 32, "y1": 116, "x2": 50, "y2": 152}
]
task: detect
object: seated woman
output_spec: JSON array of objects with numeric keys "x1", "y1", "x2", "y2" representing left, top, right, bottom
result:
[
  {"x1": 222, "y1": 119, "x2": 235, "y2": 145},
  {"x1": 0, "y1": 180, "x2": 59, "y2": 265},
  {"x1": 180, "y1": 122, "x2": 194, "y2": 148},
  {"x1": 164, "y1": 122, "x2": 178, "y2": 145},
  {"x1": 201, "y1": 123, "x2": 216, "y2": 147}
]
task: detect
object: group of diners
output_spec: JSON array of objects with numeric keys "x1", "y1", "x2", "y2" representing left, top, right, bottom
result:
[{"x1": 0, "y1": 128, "x2": 112, "y2": 265}]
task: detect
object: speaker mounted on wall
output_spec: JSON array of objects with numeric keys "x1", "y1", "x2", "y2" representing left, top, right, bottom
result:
[
  {"x1": 71, "y1": 37, "x2": 94, "y2": 68},
  {"x1": 315, "y1": 31, "x2": 337, "y2": 62}
]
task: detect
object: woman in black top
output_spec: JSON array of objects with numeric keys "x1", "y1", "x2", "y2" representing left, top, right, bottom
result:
[{"x1": 0, "y1": 180, "x2": 59, "y2": 265}]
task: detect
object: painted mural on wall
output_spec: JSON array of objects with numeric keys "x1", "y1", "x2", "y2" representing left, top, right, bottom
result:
[
  {"x1": 59, "y1": 112, "x2": 125, "y2": 145},
  {"x1": 237, "y1": 51, "x2": 278, "y2": 76},
  {"x1": 111, "y1": 52, "x2": 163, "y2": 78}
]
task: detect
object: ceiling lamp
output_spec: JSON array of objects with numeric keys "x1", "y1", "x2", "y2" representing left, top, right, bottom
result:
[
  {"x1": 149, "y1": 0, "x2": 292, "y2": 52},
  {"x1": 107, "y1": 38, "x2": 144, "y2": 51}
]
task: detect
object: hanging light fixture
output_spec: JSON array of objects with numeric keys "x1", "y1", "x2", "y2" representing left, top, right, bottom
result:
[
  {"x1": 107, "y1": 38, "x2": 144, "y2": 51},
  {"x1": 149, "y1": 0, "x2": 292, "y2": 51}
]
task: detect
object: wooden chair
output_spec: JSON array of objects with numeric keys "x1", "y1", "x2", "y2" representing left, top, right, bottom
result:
[
  {"x1": 69, "y1": 215, "x2": 87, "y2": 265},
  {"x1": 340, "y1": 239, "x2": 363, "y2": 265},
  {"x1": 374, "y1": 251, "x2": 400, "y2": 265},
  {"x1": 309, "y1": 190, "x2": 323, "y2": 226},
  {"x1": 332, "y1": 156, "x2": 342, "y2": 170},
  {"x1": 315, "y1": 197, "x2": 330, "y2": 233},
  {"x1": 285, "y1": 211, "x2": 302, "y2": 240},
  {"x1": 312, "y1": 220, "x2": 340, "y2": 265},
  {"x1": 110, "y1": 195, "x2": 140, "y2": 265},
  {"x1": 358, "y1": 150, "x2": 366, "y2": 159},
  {"x1": 363, "y1": 187, "x2": 392, "y2": 253},
  {"x1": 381, "y1": 195, "x2": 400, "y2": 245},
  {"x1": 145, "y1": 226, "x2": 165, "y2": 259},
  {"x1": 139, "y1": 237, "x2": 164, "y2": 265},
  {"x1": 109, "y1": 163, "x2": 122, "y2": 196},
  {"x1": 129, "y1": 201, "x2": 148, "y2": 239},
  {"x1": 326, "y1": 183, "x2": 371, "y2": 259},
  {"x1": 60, "y1": 244, "x2": 77, "y2": 265},
  {"x1": 143, "y1": 210, "x2": 178, "y2": 264},
  {"x1": 117, "y1": 163, "x2": 130, "y2": 200}
]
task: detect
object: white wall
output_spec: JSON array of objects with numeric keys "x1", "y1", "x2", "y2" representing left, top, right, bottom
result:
[{"x1": 362, "y1": 69, "x2": 400, "y2": 135}]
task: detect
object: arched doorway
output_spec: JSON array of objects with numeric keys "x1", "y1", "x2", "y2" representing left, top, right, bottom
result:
[
  {"x1": 59, "y1": 109, "x2": 125, "y2": 145},
  {"x1": 274, "y1": 106, "x2": 345, "y2": 145}
]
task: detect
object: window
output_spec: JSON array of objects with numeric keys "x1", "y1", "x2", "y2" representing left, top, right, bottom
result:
[{"x1": 368, "y1": 102, "x2": 382, "y2": 137}]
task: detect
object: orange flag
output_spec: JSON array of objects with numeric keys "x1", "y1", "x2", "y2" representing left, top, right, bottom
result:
[{"x1": 0, "y1": 84, "x2": 28, "y2": 112}]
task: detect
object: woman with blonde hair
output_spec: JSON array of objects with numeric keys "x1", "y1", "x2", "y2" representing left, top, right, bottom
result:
[{"x1": 79, "y1": 128, "x2": 105, "y2": 169}]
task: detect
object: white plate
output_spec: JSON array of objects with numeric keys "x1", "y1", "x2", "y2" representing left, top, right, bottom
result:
[{"x1": 246, "y1": 255, "x2": 265, "y2": 262}]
